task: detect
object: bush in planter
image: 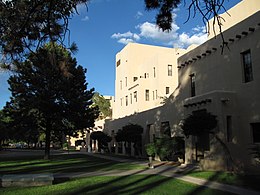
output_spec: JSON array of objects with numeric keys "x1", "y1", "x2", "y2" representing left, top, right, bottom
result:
[
  {"x1": 145, "y1": 136, "x2": 177, "y2": 161},
  {"x1": 145, "y1": 143, "x2": 156, "y2": 157},
  {"x1": 154, "y1": 136, "x2": 176, "y2": 161}
]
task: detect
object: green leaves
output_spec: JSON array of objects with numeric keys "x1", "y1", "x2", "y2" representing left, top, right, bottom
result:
[
  {"x1": 0, "y1": 0, "x2": 88, "y2": 64},
  {"x1": 181, "y1": 110, "x2": 218, "y2": 138}
]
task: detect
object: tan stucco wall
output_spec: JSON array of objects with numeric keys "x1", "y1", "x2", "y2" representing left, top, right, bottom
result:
[
  {"x1": 113, "y1": 43, "x2": 185, "y2": 119},
  {"x1": 207, "y1": 0, "x2": 260, "y2": 39},
  {"x1": 105, "y1": 2, "x2": 260, "y2": 172}
]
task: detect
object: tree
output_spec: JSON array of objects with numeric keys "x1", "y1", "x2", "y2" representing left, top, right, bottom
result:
[
  {"x1": 145, "y1": 0, "x2": 227, "y2": 31},
  {"x1": 115, "y1": 123, "x2": 143, "y2": 155},
  {"x1": 92, "y1": 93, "x2": 112, "y2": 120},
  {"x1": 0, "y1": 0, "x2": 87, "y2": 66},
  {"x1": 0, "y1": 110, "x2": 11, "y2": 150},
  {"x1": 181, "y1": 110, "x2": 217, "y2": 138},
  {"x1": 145, "y1": 0, "x2": 229, "y2": 47},
  {"x1": 181, "y1": 110, "x2": 217, "y2": 161},
  {"x1": 0, "y1": 0, "x2": 230, "y2": 65},
  {"x1": 90, "y1": 131, "x2": 112, "y2": 152},
  {"x1": 6, "y1": 43, "x2": 99, "y2": 159}
]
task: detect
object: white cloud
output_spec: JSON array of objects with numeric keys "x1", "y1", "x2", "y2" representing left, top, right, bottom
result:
[
  {"x1": 118, "y1": 38, "x2": 135, "y2": 45},
  {"x1": 81, "y1": 16, "x2": 89, "y2": 22},
  {"x1": 111, "y1": 31, "x2": 140, "y2": 44},
  {"x1": 176, "y1": 32, "x2": 207, "y2": 48},
  {"x1": 111, "y1": 13, "x2": 207, "y2": 48},
  {"x1": 138, "y1": 22, "x2": 179, "y2": 45},
  {"x1": 135, "y1": 11, "x2": 143, "y2": 19}
]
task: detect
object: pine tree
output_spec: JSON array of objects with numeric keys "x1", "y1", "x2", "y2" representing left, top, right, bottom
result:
[{"x1": 6, "y1": 43, "x2": 99, "y2": 159}]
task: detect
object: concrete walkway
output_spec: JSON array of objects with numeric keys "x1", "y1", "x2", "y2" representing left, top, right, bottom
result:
[{"x1": 67, "y1": 152, "x2": 260, "y2": 195}]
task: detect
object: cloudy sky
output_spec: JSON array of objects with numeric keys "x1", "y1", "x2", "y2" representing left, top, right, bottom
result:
[{"x1": 0, "y1": 0, "x2": 241, "y2": 108}]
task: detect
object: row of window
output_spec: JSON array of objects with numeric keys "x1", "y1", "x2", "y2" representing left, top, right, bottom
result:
[
  {"x1": 119, "y1": 64, "x2": 173, "y2": 90},
  {"x1": 188, "y1": 50, "x2": 254, "y2": 98},
  {"x1": 119, "y1": 87, "x2": 171, "y2": 106},
  {"x1": 226, "y1": 115, "x2": 260, "y2": 143},
  {"x1": 145, "y1": 88, "x2": 170, "y2": 101},
  {"x1": 120, "y1": 91, "x2": 137, "y2": 106}
]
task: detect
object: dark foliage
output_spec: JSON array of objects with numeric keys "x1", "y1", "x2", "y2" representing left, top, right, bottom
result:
[
  {"x1": 5, "y1": 43, "x2": 99, "y2": 159},
  {"x1": 181, "y1": 110, "x2": 217, "y2": 138},
  {"x1": 90, "y1": 131, "x2": 112, "y2": 151},
  {"x1": 0, "y1": 0, "x2": 88, "y2": 65}
]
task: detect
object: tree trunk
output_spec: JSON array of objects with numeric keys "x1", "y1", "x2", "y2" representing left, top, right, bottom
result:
[
  {"x1": 44, "y1": 126, "x2": 51, "y2": 160},
  {"x1": 0, "y1": 139, "x2": 2, "y2": 151}
]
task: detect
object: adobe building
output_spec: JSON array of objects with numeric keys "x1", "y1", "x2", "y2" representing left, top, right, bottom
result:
[{"x1": 104, "y1": 0, "x2": 260, "y2": 173}]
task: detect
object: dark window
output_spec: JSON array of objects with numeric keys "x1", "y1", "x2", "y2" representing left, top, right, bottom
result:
[
  {"x1": 117, "y1": 59, "x2": 121, "y2": 67},
  {"x1": 130, "y1": 93, "x2": 132, "y2": 104},
  {"x1": 125, "y1": 96, "x2": 128, "y2": 106},
  {"x1": 133, "y1": 77, "x2": 138, "y2": 82},
  {"x1": 168, "y1": 65, "x2": 172, "y2": 76},
  {"x1": 145, "y1": 90, "x2": 149, "y2": 101},
  {"x1": 251, "y1": 123, "x2": 260, "y2": 143},
  {"x1": 153, "y1": 67, "x2": 156, "y2": 77},
  {"x1": 226, "y1": 116, "x2": 232, "y2": 142},
  {"x1": 153, "y1": 91, "x2": 155, "y2": 100},
  {"x1": 125, "y1": 77, "x2": 127, "y2": 87},
  {"x1": 120, "y1": 80, "x2": 122, "y2": 90},
  {"x1": 190, "y1": 74, "x2": 195, "y2": 97},
  {"x1": 242, "y1": 50, "x2": 253, "y2": 83},
  {"x1": 134, "y1": 91, "x2": 137, "y2": 102},
  {"x1": 166, "y1": 87, "x2": 170, "y2": 94}
]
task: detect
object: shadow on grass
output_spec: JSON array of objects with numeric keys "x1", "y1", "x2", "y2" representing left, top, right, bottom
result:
[
  {"x1": 70, "y1": 166, "x2": 175, "y2": 195},
  {"x1": 0, "y1": 154, "x2": 135, "y2": 175},
  {"x1": 186, "y1": 171, "x2": 222, "y2": 195}
]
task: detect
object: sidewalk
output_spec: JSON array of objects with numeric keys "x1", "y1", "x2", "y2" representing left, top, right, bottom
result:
[{"x1": 73, "y1": 152, "x2": 260, "y2": 195}]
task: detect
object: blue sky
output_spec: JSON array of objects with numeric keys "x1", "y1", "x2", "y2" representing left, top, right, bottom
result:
[{"x1": 0, "y1": 0, "x2": 241, "y2": 109}]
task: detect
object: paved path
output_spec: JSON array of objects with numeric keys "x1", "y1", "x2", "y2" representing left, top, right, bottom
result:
[{"x1": 67, "y1": 152, "x2": 259, "y2": 195}]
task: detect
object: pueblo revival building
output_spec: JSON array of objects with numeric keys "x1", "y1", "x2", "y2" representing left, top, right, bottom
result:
[{"x1": 104, "y1": 0, "x2": 260, "y2": 173}]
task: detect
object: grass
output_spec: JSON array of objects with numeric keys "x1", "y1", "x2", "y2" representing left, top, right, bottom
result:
[
  {"x1": 186, "y1": 170, "x2": 260, "y2": 191},
  {"x1": 0, "y1": 175, "x2": 233, "y2": 195},
  {"x1": 0, "y1": 153, "x2": 145, "y2": 175}
]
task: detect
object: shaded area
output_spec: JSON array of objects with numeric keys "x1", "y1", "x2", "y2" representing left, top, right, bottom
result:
[
  {"x1": 0, "y1": 175, "x2": 232, "y2": 195},
  {"x1": 0, "y1": 152, "x2": 145, "y2": 175}
]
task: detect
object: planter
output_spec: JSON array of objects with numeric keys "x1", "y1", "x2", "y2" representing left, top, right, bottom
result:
[{"x1": 148, "y1": 156, "x2": 154, "y2": 168}]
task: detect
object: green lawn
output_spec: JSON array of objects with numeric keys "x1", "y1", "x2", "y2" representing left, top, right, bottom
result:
[
  {"x1": 0, "y1": 154, "x2": 145, "y2": 175},
  {"x1": 0, "y1": 175, "x2": 233, "y2": 195},
  {"x1": 186, "y1": 170, "x2": 260, "y2": 191}
]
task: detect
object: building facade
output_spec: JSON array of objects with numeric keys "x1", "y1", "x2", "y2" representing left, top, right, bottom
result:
[
  {"x1": 104, "y1": 0, "x2": 260, "y2": 173},
  {"x1": 113, "y1": 43, "x2": 185, "y2": 119}
]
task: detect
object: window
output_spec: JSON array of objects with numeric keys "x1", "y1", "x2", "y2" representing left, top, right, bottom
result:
[
  {"x1": 190, "y1": 74, "x2": 195, "y2": 97},
  {"x1": 145, "y1": 89, "x2": 149, "y2": 101},
  {"x1": 251, "y1": 123, "x2": 260, "y2": 143},
  {"x1": 125, "y1": 96, "x2": 128, "y2": 106},
  {"x1": 134, "y1": 91, "x2": 137, "y2": 102},
  {"x1": 120, "y1": 80, "x2": 122, "y2": 90},
  {"x1": 120, "y1": 98, "x2": 123, "y2": 106},
  {"x1": 155, "y1": 90, "x2": 158, "y2": 99},
  {"x1": 153, "y1": 67, "x2": 156, "y2": 77},
  {"x1": 116, "y1": 59, "x2": 121, "y2": 67},
  {"x1": 166, "y1": 87, "x2": 170, "y2": 95},
  {"x1": 242, "y1": 50, "x2": 253, "y2": 83},
  {"x1": 226, "y1": 116, "x2": 232, "y2": 142},
  {"x1": 153, "y1": 91, "x2": 155, "y2": 100},
  {"x1": 144, "y1": 73, "x2": 149, "y2": 78},
  {"x1": 125, "y1": 77, "x2": 127, "y2": 87},
  {"x1": 133, "y1": 77, "x2": 138, "y2": 82},
  {"x1": 130, "y1": 93, "x2": 132, "y2": 104},
  {"x1": 168, "y1": 65, "x2": 172, "y2": 76}
]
